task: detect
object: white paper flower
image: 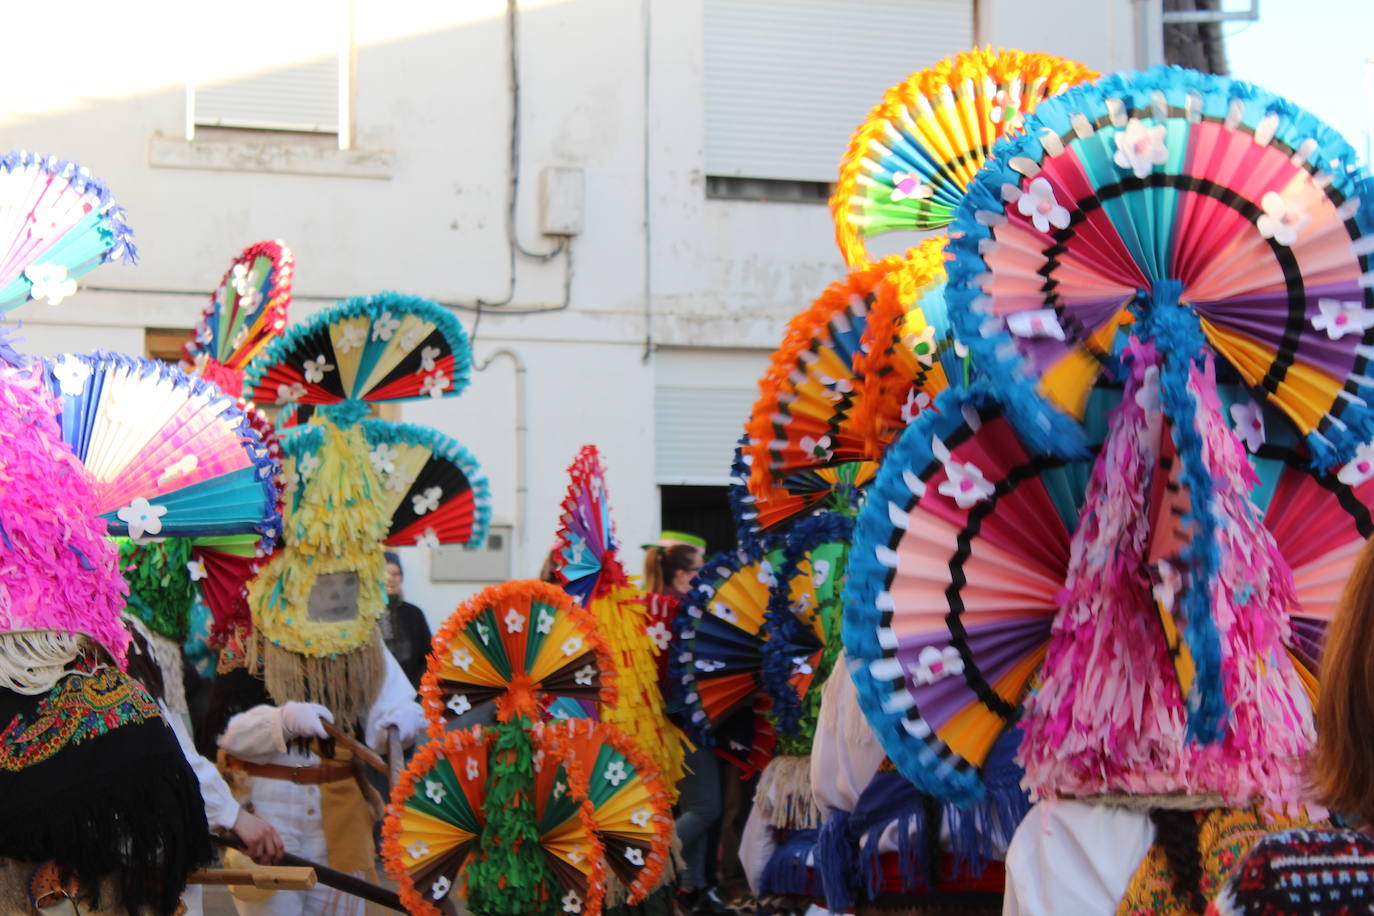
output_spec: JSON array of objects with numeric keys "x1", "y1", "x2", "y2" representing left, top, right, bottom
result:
[
  {"x1": 450, "y1": 648, "x2": 474, "y2": 671},
  {"x1": 297, "y1": 452, "x2": 321, "y2": 480},
  {"x1": 1112, "y1": 118, "x2": 1169, "y2": 179},
  {"x1": 1311, "y1": 298, "x2": 1374, "y2": 341},
  {"x1": 934, "y1": 438, "x2": 995, "y2": 509},
  {"x1": 187, "y1": 559, "x2": 207, "y2": 582},
  {"x1": 372, "y1": 311, "x2": 400, "y2": 341},
  {"x1": 562, "y1": 890, "x2": 583, "y2": 914},
  {"x1": 604, "y1": 760, "x2": 629, "y2": 787},
  {"x1": 276, "y1": 382, "x2": 306, "y2": 404},
  {"x1": 52, "y1": 357, "x2": 91, "y2": 396},
  {"x1": 552, "y1": 780, "x2": 567, "y2": 799},
  {"x1": 474, "y1": 620, "x2": 491, "y2": 645},
  {"x1": 901, "y1": 388, "x2": 931, "y2": 424},
  {"x1": 645, "y1": 620, "x2": 672, "y2": 651},
  {"x1": 562, "y1": 635, "x2": 584, "y2": 657},
  {"x1": 811, "y1": 559, "x2": 831, "y2": 588},
  {"x1": 195, "y1": 322, "x2": 213, "y2": 345},
  {"x1": 912, "y1": 644, "x2": 964, "y2": 685},
  {"x1": 573, "y1": 663, "x2": 596, "y2": 686},
  {"x1": 370, "y1": 443, "x2": 398, "y2": 476},
  {"x1": 420, "y1": 345, "x2": 442, "y2": 372},
  {"x1": 710, "y1": 601, "x2": 737, "y2": 623},
  {"x1": 905, "y1": 324, "x2": 938, "y2": 366},
  {"x1": 464, "y1": 757, "x2": 481, "y2": 781},
  {"x1": 421, "y1": 370, "x2": 450, "y2": 398},
  {"x1": 397, "y1": 322, "x2": 427, "y2": 353},
  {"x1": 430, "y1": 876, "x2": 451, "y2": 900},
  {"x1": 532, "y1": 750, "x2": 546, "y2": 771},
  {"x1": 537, "y1": 609, "x2": 555, "y2": 634},
  {"x1": 989, "y1": 88, "x2": 1022, "y2": 128},
  {"x1": 791, "y1": 655, "x2": 814, "y2": 677},
  {"x1": 238, "y1": 286, "x2": 262, "y2": 312},
  {"x1": 26, "y1": 264, "x2": 78, "y2": 305},
  {"x1": 406, "y1": 841, "x2": 430, "y2": 861},
  {"x1": 694, "y1": 659, "x2": 726, "y2": 673},
  {"x1": 1338, "y1": 442, "x2": 1374, "y2": 486},
  {"x1": 623, "y1": 847, "x2": 645, "y2": 866},
  {"x1": 1015, "y1": 177, "x2": 1071, "y2": 234},
  {"x1": 230, "y1": 262, "x2": 252, "y2": 297},
  {"x1": 756, "y1": 560, "x2": 775, "y2": 587},
  {"x1": 424, "y1": 779, "x2": 447, "y2": 804},
  {"x1": 567, "y1": 845, "x2": 584, "y2": 864},
  {"x1": 412, "y1": 486, "x2": 443, "y2": 515},
  {"x1": 383, "y1": 469, "x2": 415, "y2": 493},
  {"x1": 447, "y1": 693, "x2": 472, "y2": 717},
  {"x1": 630, "y1": 808, "x2": 652, "y2": 828},
  {"x1": 799, "y1": 435, "x2": 833, "y2": 461},
  {"x1": 303, "y1": 354, "x2": 334, "y2": 384},
  {"x1": 505, "y1": 607, "x2": 525, "y2": 633},
  {"x1": 889, "y1": 171, "x2": 933, "y2": 203},
  {"x1": 117, "y1": 497, "x2": 168, "y2": 539},
  {"x1": 1256, "y1": 191, "x2": 1311, "y2": 247},
  {"x1": 1153, "y1": 558, "x2": 1182, "y2": 613},
  {"x1": 415, "y1": 528, "x2": 440, "y2": 549},
  {"x1": 1229, "y1": 400, "x2": 1265, "y2": 452},
  {"x1": 817, "y1": 373, "x2": 854, "y2": 403},
  {"x1": 336, "y1": 323, "x2": 367, "y2": 354}
]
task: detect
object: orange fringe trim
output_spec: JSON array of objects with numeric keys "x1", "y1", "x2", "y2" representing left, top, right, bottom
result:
[
  {"x1": 420, "y1": 579, "x2": 619, "y2": 737},
  {"x1": 830, "y1": 46, "x2": 1099, "y2": 266}
]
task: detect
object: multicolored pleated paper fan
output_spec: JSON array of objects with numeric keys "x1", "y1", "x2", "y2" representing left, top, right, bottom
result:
[
  {"x1": 831, "y1": 48, "x2": 1097, "y2": 265},
  {"x1": 38, "y1": 352, "x2": 283, "y2": 548},
  {"x1": 553, "y1": 446, "x2": 628, "y2": 605},
  {"x1": 182, "y1": 240, "x2": 294, "y2": 393},
  {"x1": 0, "y1": 150, "x2": 137, "y2": 314},
  {"x1": 245, "y1": 293, "x2": 471, "y2": 407}
]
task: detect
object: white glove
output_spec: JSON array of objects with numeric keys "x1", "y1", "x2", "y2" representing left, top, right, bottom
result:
[
  {"x1": 281, "y1": 702, "x2": 334, "y2": 740},
  {"x1": 366, "y1": 702, "x2": 425, "y2": 750}
]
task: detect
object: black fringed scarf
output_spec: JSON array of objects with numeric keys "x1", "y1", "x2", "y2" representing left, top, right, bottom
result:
[{"x1": 0, "y1": 664, "x2": 212, "y2": 916}]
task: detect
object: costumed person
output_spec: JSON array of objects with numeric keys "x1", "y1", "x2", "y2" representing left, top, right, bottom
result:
[
  {"x1": 215, "y1": 293, "x2": 491, "y2": 916},
  {"x1": 0, "y1": 362, "x2": 211, "y2": 915},
  {"x1": 920, "y1": 66, "x2": 1374, "y2": 913},
  {"x1": 390, "y1": 579, "x2": 676, "y2": 916},
  {"x1": 381, "y1": 551, "x2": 432, "y2": 689},
  {"x1": 547, "y1": 448, "x2": 690, "y2": 914}
]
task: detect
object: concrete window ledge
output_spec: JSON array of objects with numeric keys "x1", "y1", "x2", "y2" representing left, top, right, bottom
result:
[{"x1": 148, "y1": 134, "x2": 394, "y2": 180}]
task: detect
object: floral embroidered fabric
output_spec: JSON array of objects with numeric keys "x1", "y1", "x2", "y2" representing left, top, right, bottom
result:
[{"x1": 0, "y1": 665, "x2": 161, "y2": 771}]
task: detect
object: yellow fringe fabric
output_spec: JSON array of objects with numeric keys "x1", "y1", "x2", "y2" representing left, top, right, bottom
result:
[
  {"x1": 251, "y1": 421, "x2": 389, "y2": 659},
  {"x1": 592, "y1": 585, "x2": 686, "y2": 801},
  {"x1": 253, "y1": 631, "x2": 387, "y2": 730}
]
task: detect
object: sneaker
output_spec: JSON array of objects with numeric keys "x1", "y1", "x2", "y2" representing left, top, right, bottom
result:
[{"x1": 691, "y1": 887, "x2": 733, "y2": 915}]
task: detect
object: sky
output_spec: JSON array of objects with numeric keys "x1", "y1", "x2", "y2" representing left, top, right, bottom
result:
[{"x1": 1222, "y1": 0, "x2": 1374, "y2": 163}]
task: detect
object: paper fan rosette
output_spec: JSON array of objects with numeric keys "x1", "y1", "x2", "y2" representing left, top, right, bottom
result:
[
  {"x1": 421, "y1": 580, "x2": 617, "y2": 736},
  {"x1": 745, "y1": 258, "x2": 906, "y2": 531},
  {"x1": 831, "y1": 48, "x2": 1097, "y2": 266},
  {"x1": 762, "y1": 512, "x2": 853, "y2": 747},
  {"x1": 0, "y1": 150, "x2": 137, "y2": 313},
  {"x1": 552, "y1": 445, "x2": 628, "y2": 604},
  {"x1": 669, "y1": 546, "x2": 780, "y2": 753},
  {"x1": 852, "y1": 238, "x2": 966, "y2": 455},
  {"x1": 38, "y1": 352, "x2": 283, "y2": 546},
  {"x1": 245, "y1": 292, "x2": 471, "y2": 407},
  {"x1": 182, "y1": 240, "x2": 294, "y2": 396},
  {"x1": 842, "y1": 387, "x2": 1102, "y2": 803},
  {"x1": 358, "y1": 419, "x2": 490, "y2": 548}
]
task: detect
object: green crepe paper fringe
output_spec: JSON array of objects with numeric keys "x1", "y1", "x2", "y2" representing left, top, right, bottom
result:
[
  {"x1": 467, "y1": 719, "x2": 560, "y2": 916},
  {"x1": 119, "y1": 538, "x2": 196, "y2": 642}
]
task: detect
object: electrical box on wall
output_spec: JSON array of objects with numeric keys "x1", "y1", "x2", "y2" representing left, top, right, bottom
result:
[
  {"x1": 540, "y1": 166, "x2": 584, "y2": 236},
  {"x1": 430, "y1": 525, "x2": 514, "y2": 583}
]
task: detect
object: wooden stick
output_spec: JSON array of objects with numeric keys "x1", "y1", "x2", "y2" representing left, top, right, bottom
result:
[
  {"x1": 321, "y1": 720, "x2": 388, "y2": 776},
  {"x1": 188, "y1": 866, "x2": 316, "y2": 890},
  {"x1": 213, "y1": 836, "x2": 406, "y2": 912},
  {"x1": 387, "y1": 725, "x2": 404, "y2": 787}
]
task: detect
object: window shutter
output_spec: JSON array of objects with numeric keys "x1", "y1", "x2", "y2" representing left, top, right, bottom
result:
[
  {"x1": 655, "y1": 386, "x2": 756, "y2": 485},
  {"x1": 704, "y1": 0, "x2": 974, "y2": 182},
  {"x1": 193, "y1": 57, "x2": 340, "y2": 133}
]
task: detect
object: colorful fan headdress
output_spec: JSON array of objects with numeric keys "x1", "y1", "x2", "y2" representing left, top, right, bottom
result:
[
  {"x1": 245, "y1": 292, "x2": 471, "y2": 407},
  {"x1": 831, "y1": 48, "x2": 1097, "y2": 266},
  {"x1": 946, "y1": 65, "x2": 1374, "y2": 739},
  {"x1": 0, "y1": 365, "x2": 129, "y2": 677},
  {"x1": 182, "y1": 240, "x2": 294, "y2": 397},
  {"x1": 0, "y1": 150, "x2": 137, "y2": 314},
  {"x1": 553, "y1": 445, "x2": 627, "y2": 604}
]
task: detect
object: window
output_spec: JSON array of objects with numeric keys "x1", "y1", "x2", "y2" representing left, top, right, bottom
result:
[
  {"x1": 704, "y1": 0, "x2": 975, "y2": 185},
  {"x1": 185, "y1": 0, "x2": 353, "y2": 149}
]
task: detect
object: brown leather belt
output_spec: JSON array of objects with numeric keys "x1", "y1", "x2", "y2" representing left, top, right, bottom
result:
[{"x1": 224, "y1": 754, "x2": 355, "y2": 785}]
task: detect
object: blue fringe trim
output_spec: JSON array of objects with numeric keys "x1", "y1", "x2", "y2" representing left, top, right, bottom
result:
[
  {"x1": 816, "y1": 810, "x2": 856, "y2": 912},
  {"x1": 728, "y1": 435, "x2": 766, "y2": 555},
  {"x1": 39, "y1": 351, "x2": 283, "y2": 549},
  {"x1": 946, "y1": 65, "x2": 1374, "y2": 468},
  {"x1": 0, "y1": 150, "x2": 139, "y2": 265},
  {"x1": 761, "y1": 511, "x2": 853, "y2": 739},
  {"x1": 0, "y1": 323, "x2": 28, "y2": 367},
  {"x1": 243, "y1": 292, "x2": 472, "y2": 404},
  {"x1": 359, "y1": 418, "x2": 492, "y2": 548},
  {"x1": 758, "y1": 829, "x2": 821, "y2": 897}
]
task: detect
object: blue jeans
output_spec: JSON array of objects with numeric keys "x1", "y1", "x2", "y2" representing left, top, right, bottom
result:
[{"x1": 675, "y1": 745, "x2": 722, "y2": 890}]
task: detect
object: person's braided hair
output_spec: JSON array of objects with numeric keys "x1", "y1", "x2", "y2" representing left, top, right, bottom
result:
[{"x1": 1149, "y1": 808, "x2": 1206, "y2": 912}]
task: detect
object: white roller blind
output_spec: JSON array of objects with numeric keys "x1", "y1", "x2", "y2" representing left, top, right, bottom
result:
[
  {"x1": 704, "y1": 0, "x2": 974, "y2": 182},
  {"x1": 656, "y1": 386, "x2": 756, "y2": 485},
  {"x1": 194, "y1": 57, "x2": 340, "y2": 133}
]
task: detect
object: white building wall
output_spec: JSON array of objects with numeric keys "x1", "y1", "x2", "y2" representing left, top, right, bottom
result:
[{"x1": 0, "y1": 0, "x2": 1152, "y2": 628}]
